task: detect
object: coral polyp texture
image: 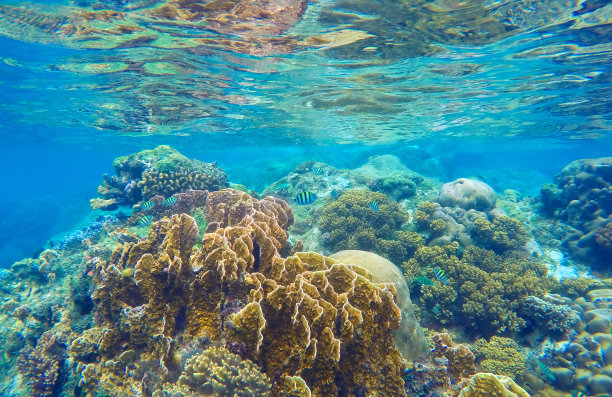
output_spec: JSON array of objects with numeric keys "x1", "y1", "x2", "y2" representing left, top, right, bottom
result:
[
  {"x1": 438, "y1": 178, "x2": 497, "y2": 212},
  {"x1": 91, "y1": 145, "x2": 227, "y2": 210},
  {"x1": 74, "y1": 189, "x2": 408, "y2": 396},
  {"x1": 455, "y1": 373, "x2": 530, "y2": 397},
  {"x1": 540, "y1": 157, "x2": 612, "y2": 267}
]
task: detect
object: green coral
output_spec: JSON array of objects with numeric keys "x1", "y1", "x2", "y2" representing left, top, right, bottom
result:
[
  {"x1": 403, "y1": 244, "x2": 558, "y2": 337},
  {"x1": 471, "y1": 336, "x2": 526, "y2": 380},
  {"x1": 471, "y1": 216, "x2": 529, "y2": 253},
  {"x1": 560, "y1": 277, "x2": 605, "y2": 299},
  {"x1": 319, "y1": 190, "x2": 410, "y2": 263}
]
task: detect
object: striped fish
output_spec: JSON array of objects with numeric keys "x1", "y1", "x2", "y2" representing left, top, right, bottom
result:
[
  {"x1": 369, "y1": 199, "x2": 379, "y2": 211},
  {"x1": 537, "y1": 360, "x2": 556, "y2": 382},
  {"x1": 312, "y1": 167, "x2": 324, "y2": 175},
  {"x1": 141, "y1": 201, "x2": 154, "y2": 210},
  {"x1": 413, "y1": 276, "x2": 433, "y2": 286},
  {"x1": 138, "y1": 215, "x2": 153, "y2": 226},
  {"x1": 163, "y1": 196, "x2": 177, "y2": 206},
  {"x1": 294, "y1": 191, "x2": 317, "y2": 205},
  {"x1": 434, "y1": 268, "x2": 449, "y2": 285}
]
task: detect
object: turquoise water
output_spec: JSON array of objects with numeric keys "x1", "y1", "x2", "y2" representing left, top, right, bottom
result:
[{"x1": 1, "y1": 1, "x2": 612, "y2": 396}]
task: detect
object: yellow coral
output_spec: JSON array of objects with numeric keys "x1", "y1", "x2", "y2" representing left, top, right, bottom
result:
[{"x1": 456, "y1": 373, "x2": 530, "y2": 397}]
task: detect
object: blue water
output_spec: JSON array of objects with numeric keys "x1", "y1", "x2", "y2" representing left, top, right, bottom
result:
[{"x1": 1, "y1": 1, "x2": 612, "y2": 396}]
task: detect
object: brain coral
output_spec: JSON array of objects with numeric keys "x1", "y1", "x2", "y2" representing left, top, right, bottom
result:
[
  {"x1": 319, "y1": 190, "x2": 410, "y2": 263},
  {"x1": 329, "y1": 249, "x2": 427, "y2": 360},
  {"x1": 438, "y1": 178, "x2": 497, "y2": 212}
]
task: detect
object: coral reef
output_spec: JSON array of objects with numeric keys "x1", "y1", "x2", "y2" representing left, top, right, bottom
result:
[
  {"x1": 471, "y1": 336, "x2": 526, "y2": 380},
  {"x1": 431, "y1": 333, "x2": 476, "y2": 382},
  {"x1": 319, "y1": 190, "x2": 410, "y2": 263},
  {"x1": 455, "y1": 373, "x2": 530, "y2": 397},
  {"x1": 91, "y1": 146, "x2": 227, "y2": 210},
  {"x1": 329, "y1": 249, "x2": 427, "y2": 360},
  {"x1": 540, "y1": 157, "x2": 612, "y2": 267},
  {"x1": 403, "y1": 244, "x2": 558, "y2": 337},
  {"x1": 470, "y1": 216, "x2": 529, "y2": 253},
  {"x1": 54, "y1": 215, "x2": 118, "y2": 252},
  {"x1": 438, "y1": 178, "x2": 497, "y2": 212}
]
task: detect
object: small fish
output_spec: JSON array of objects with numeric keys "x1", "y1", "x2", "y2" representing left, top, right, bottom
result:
[
  {"x1": 312, "y1": 167, "x2": 324, "y2": 175},
  {"x1": 330, "y1": 189, "x2": 340, "y2": 199},
  {"x1": 163, "y1": 196, "x2": 177, "y2": 206},
  {"x1": 369, "y1": 199, "x2": 380, "y2": 212},
  {"x1": 294, "y1": 191, "x2": 317, "y2": 205},
  {"x1": 537, "y1": 359, "x2": 556, "y2": 382},
  {"x1": 141, "y1": 201, "x2": 154, "y2": 210},
  {"x1": 434, "y1": 268, "x2": 449, "y2": 285},
  {"x1": 572, "y1": 391, "x2": 587, "y2": 397},
  {"x1": 433, "y1": 303, "x2": 440, "y2": 315},
  {"x1": 413, "y1": 276, "x2": 433, "y2": 286},
  {"x1": 275, "y1": 182, "x2": 290, "y2": 190},
  {"x1": 138, "y1": 215, "x2": 153, "y2": 226}
]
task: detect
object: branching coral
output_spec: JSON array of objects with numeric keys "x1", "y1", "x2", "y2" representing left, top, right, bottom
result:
[
  {"x1": 471, "y1": 216, "x2": 529, "y2": 253},
  {"x1": 319, "y1": 190, "x2": 410, "y2": 263},
  {"x1": 403, "y1": 244, "x2": 558, "y2": 337},
  {"x1": 471, "y1": 336, "x2": 526, "y2": 380}
]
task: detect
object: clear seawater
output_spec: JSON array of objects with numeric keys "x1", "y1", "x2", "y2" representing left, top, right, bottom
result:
[{"x1": 0, "y1": 0, "x2": 611, "y2": 396}]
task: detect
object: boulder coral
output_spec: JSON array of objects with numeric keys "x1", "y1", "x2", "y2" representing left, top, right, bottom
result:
[
  {"x1": 329, "y1": 249, "x2": 427, "y2": 360},
  {"x1": 540, "y1": 157, "x2": 612, "y2": 267},
  {"x1": 438, "y1": 178, "x2": 497, "y2": 212}
]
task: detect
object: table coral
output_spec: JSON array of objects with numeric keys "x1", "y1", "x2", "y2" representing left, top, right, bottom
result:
[
  {"x1": 456, "y1": 373, "x2": 530, "y2": 397},
  {"x1": 471, "y1": 336, "x2": 526, "y2": 380},
  {"x1": 319, "y1": 190, "x2": 410, "y2": 263}
]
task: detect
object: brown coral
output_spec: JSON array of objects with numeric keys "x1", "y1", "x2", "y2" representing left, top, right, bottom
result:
[
  {"x1": 431, "y1": 333, "x2": 476, "y2": 382},
  {"x1": 230, "y1": 252, "x2": 405, "y2": 396}
]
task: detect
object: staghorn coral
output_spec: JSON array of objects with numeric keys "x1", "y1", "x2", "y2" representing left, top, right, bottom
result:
[
  {"x1": 156, "y1": 346, "x2": 271, "y2": 396},
  {"x1": 471, "y1": 336, "x2": 526, "y2": 380},
  {"x1": 560, "y1": 277, "x2": 606, "y2": 299},
  {"x1": 319, "y1": 190, "x2": 410, "y2": 263},
  {"x1": 456, "y1": 373, "x2": 530, "y2": 397},
  {"x1": 18, "y1": 330, "x2": 67, "y2": 397},
  {"x1": 431, "y1": 333, "x2": 476, "y2": 382},
  {"x1": 403, "y1": 244, "x2": 558, "y2": 337},
  {"x1": 230, "y1": 251, "x2": 405, "y2": 396}
]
